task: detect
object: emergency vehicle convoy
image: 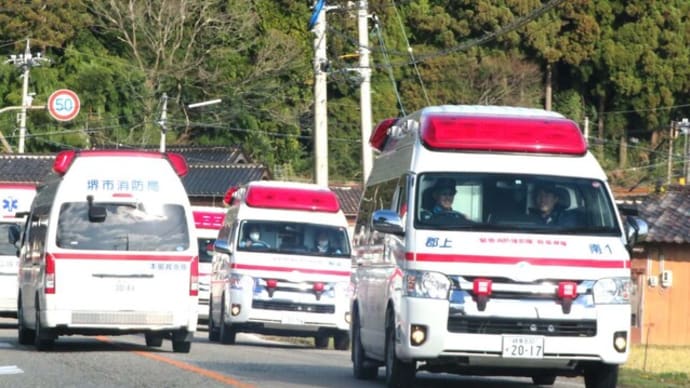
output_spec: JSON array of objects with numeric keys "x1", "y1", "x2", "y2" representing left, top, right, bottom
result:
[
  {"x1": 11, "y1": 150, "x2": 199, "y2": 352},
  {"x1": 209, "y1": 181, "x2": 352, "y2": 350},
  {"x1": 351, "y1": 105, "x2": 648, "y2": 388},
  {"x1": 191, "y1": 205, "x2": 226, "y2": 322},
  {"x1": 0, "y1": 183, "x2": 36, "y2": 317}
]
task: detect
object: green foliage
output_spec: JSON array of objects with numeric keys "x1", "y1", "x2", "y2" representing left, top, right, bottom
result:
[{"x1": 0, "y1": 0, "x2": 688, "y2": 186}]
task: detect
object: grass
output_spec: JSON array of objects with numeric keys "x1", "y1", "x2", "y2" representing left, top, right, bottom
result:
[{"x1": 619, "y1": 345, "x2": 690, "y2": 387}]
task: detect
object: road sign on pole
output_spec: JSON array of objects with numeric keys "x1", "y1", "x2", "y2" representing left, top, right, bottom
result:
[{"x1": 47, "y1": 89, "x2": 80, "y2": 122}]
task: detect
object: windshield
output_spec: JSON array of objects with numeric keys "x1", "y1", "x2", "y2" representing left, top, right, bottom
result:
[
  {"x1": 56, "y1": 202, "x2": 190, "y2": 251},
  {"x1": 198, "y1": 238, "x2": 215, "y2": 263},
  {"x1": 416, "y1": 173, "x2": 621, "y2": 235},
  {"x1": 237, "y1": 220, "x2": 351, "y2": 257}
]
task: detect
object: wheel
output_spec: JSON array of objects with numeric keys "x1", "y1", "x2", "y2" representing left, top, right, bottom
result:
[
  {"x1": 172, "y1": 340, "x2": 191, "y2": 353},
  {"x1": 145, "y1": 333, "x2": 163, "y2": 347},
  {"x1": 334, "y1": 331, "x2": 350, "y2": 351},
  {"x1": 314, "y1": 334, "x2": 329, "y2": 349},
  {"x1": 219, "y1": 297, "x2": 236, "y2": 345},
  {"x1": 34, "y1": 300, "x2": 55, "y2": 351},
  {"x1": 208, "y1": 298, "x2": 220, "y2": 342},
  {"x1": 584, "y1": 363, "x2": 618, "y2": 388},
  {"x1": 352, "y1": 311, "x2": 378, "y2": 380},
  {"x1": 384, "y1": 311, "x2": 415, "y2": 388},
  {"x1": 17, "y1": 296, "x2": 35, "y2": 345},
  {"x1": 532, "y1": 375, "x2": 557, "y2": 385}
]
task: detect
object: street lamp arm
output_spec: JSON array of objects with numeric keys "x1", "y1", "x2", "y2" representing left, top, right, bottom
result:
[{"x1": 0, "y1": 105, "x2": 45, "y2": 114}]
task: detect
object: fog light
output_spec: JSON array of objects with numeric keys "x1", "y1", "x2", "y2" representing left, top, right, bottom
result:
[
  {"x1": 231, "y1": 304, "x2": 241, "y2": 316},
  {"x1": 613, "y1": 331, "x2": 627, "y2": 352},
  {"x1": 344, "y1": 312, "x2": 351, "y2": 324},
  {"x1": 410, "y1": 325, "x2": 427, "y2": 346}
]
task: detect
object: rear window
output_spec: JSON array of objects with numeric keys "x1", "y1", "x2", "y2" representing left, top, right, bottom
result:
[
  {"x1": 0, "y1": 223, "x2": 19, "y2": 255},
  {"x1": 56, "y1": 202, "x2": 190, "y2": 251}
]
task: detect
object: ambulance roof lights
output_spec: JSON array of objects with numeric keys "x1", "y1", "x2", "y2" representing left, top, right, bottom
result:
[
  {"x1": 53, "y1": 150, "x2": 189, "y2": 177},
  {"x1": 420, "y1": 114, "x2": 587, "y2": 155},
  {"x1": 370, "y1": 117, "x2": 398, "y2": 151},
  {"x1": 245, "y1": 185, "x2": 340, "y2": 213},
  {"x1": 223, "y1": 187, "x2": 239, "y2": 206}
]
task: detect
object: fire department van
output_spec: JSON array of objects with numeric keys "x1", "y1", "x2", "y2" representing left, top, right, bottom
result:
[
  {"x1": 351, "y1": 105, "x2": 648, "y2": 388},
  {"x1": 191, "y1": 205, "x2": 226, "y2": 322},
  {"x1": 209, "y1": 181, "x2": 352, "y2": 349},
  {"x1": 11, "y1": 150, "x2": 199, "y2": 352},
  {"x1": 0, "y1": 183, "x2": 36, "y2": 317}
]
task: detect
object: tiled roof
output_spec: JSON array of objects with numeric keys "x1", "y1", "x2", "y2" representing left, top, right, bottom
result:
[
  {"x1": 183, "y1": 164, "x2": 268, "y2": 197},
  {"x1": 160, "y1": 145, "x2": 249, "y2": 164},
  {"x1": 637, "y1": 185, "x2": 690, "y2": 244},
  {"x1": 0, "y1": 154, "x2": 55, "y2": 183},
  {"x1": 331, "y1": 185, "x2": 362, "y2": 217}
]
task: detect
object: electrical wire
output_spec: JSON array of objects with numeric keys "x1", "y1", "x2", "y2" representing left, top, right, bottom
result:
[
  {"x1": 371, "y1": 14, "x2": 406, "y2": 116},
  {"x1": 390, "y1": 0, "x2": 430, "y2": 106}
]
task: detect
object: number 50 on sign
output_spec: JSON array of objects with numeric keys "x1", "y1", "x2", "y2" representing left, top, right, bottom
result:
[{"x1": 47, "y1": 89, "x2": 80, "y2": 122}]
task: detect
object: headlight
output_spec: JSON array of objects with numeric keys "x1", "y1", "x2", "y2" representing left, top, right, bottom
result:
[
  {"x1": 593, "y1": 277, "x2": 631, "y2": 304},
  {"x1": 404, "y1": 270, "x2": 451, "y2": 299}
]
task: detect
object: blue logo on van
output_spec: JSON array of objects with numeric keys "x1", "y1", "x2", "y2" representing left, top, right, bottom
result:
[
  {"x1": 2, "y1": 197, "x2": 18, "y2": 212},
  {"x1": 87, "y1": 179, "x2": 160, "y2": 192}
]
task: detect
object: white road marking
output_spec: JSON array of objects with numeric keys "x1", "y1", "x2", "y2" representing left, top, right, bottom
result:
[{"x1": 0, "y1": 365, "x2": 24, "y2": 375}]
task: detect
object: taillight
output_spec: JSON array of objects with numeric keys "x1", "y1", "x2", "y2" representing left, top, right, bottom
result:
[
  {"x1": 189, "y1": 256, "x2": 199, "y2": 296},
  {"x1": 45, "y1": 253, "x2": 56, "y2": 294}
]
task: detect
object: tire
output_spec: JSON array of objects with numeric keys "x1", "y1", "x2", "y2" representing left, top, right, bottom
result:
[
  {"x1": 145, "y1": 333, "x2": 164, "y2": 347},
  {"x1": 352, "y1": 311, "x2": 378, "y2": 380},
  {"x1": 532, "y1": 375, "x2": 557, "y2": 386},
  {"x1": 17, "y1": 296, "x2": 35, "y2": 345},
  {"x1": 172, "y1": 340, "x2": 191, "y2": 353},
  {"x1": 384, "y1": 311, "x2": 415, "y2": 388},
  {"x1": 34, "y1": 300, "x2": 55, "y2": 351},
  {"x1": 208, "y1": 298, "x2": 220, "y2": 342},
  {"x1": 584, "y1": 363, "x2": 618, "y2": 388},
  {"x1": 333, "y1": 331, "x2": 350, "y2": 351},
  {"x1": 219, "y1": 298, "x2": 236, "y2": 345},
  {"x1": 314, "y1": 334, "x2": 329, "y2": 349}
]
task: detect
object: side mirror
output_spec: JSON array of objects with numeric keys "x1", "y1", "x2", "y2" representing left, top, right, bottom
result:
[
  {"x1": 214, "y1": 239, "x2": 231, "y2": 254},
  {"x1": 371, "y1": 209, "x2": 404, "y2": 235},
  {"x1": 8, "y1": 224, "x2": 21, "y2": 245},
  {"x1": 625, "y1": 216, "x2": 648, "y2": 252}
]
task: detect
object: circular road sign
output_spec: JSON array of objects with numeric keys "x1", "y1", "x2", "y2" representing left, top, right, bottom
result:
[{"x1": 47, "y1": 89, "x2": 80, "y2": 122}]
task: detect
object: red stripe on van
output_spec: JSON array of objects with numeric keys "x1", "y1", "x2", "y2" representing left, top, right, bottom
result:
[
  {"x1": 231, "y1": 263, "x2": 351, "y2": 277},
  {"x1": 406, "y1": 252, "x2": 629, "y2": 269},
  {"x1": 51, "y1": 253, "x2": 194, "y2": 261}
]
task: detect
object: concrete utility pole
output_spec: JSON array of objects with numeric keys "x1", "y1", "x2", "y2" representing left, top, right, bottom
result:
[
  {"x1": 6, "y1": 39, "x2": 49, "y2": 153},
  {"x1": 158, "y1": 93, "x2": 168, "y2": 153},
  {"x1": 358, "y1": 0, "x2": 373, "y2": 184},
  {"x1": 313, "y1": 1, "x2": 329, "y2": 187}
]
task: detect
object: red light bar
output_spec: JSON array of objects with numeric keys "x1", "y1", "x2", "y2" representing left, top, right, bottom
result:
[
  {"x1": 370, "y1": 118, "x2": 398, "y2": 151},
  {"x1": 420, "y1": 115, "x2": 587, "y2": 155},
  {"x1": 193, "y1": 211, "x2": 225, "y2": 230},
  {"x1": 52, "y1": 150, "x2": 189, "y2": 177},
  {"x1": 245, "y1": 185, "x2": 340, "y2": 213},
  {"x1": 472, "y1": 278, "x2": 493, "y2": 296},
  {"x1": 165, "y1": 152, "x2": 189, "y2": 177},
  {"x1": 53, "y1": 150, "x2": 77, "y2": 176},
  {"x1": 223, "y1": 187, "x2": 238, "y2": 206}
]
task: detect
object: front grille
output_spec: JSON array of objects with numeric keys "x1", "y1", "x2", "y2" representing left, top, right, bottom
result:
[
  {"x1": 71, "y1": 311, "x2": 174, "y2": 325},
  {"x1": 252, "y1": 300, "x2": 335, "y2": 314},
  {"x1": 447, "y1": 316, "x2": 596, "y2": 337}
]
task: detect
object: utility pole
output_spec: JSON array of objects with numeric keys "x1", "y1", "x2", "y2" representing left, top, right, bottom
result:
[
  {"x1": 6, "y1": 39, "x2": 49, "y2": 153},
  {"x1": 312, "y1": 1, "x2": 329, "y2": 187},
  {"x1": 158, "y1": 93, "x2": 168, "y2": 153},
  {"x1": 358, "y1": 0, "x2": 373, "y2": 184}
]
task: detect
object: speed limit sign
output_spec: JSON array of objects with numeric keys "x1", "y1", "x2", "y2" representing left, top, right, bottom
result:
[{"x1": 47, "y1": 89, "x2": 80, "y2": 122}]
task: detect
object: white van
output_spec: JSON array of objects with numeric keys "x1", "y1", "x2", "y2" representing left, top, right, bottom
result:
[
  {"x1": 0, "y1": 183, "x2": 36, "y2": 317},
  {"x1": 351, "y1": 106, "x2": 648, "y2": 388},
  {"x1": 209, "y1": 181, "x2": 352, "y2": 349},
  {"x1": 12, "y1": 150, "x2": 199, "y2": 352},
  {"x1": 191, "y1": 205, "x2": 226, "y2": 322}
]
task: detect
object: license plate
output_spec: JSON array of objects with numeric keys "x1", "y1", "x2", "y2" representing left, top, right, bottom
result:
[
  {"x1": 502, "y1": 335, "x2": 544, "y2": 359},
  {"x1": 281, "y1": 315, "x2": 303, "y2": 325},
  {"x1": 114, "y1": 281, "x2": 135, "y2": 292}
]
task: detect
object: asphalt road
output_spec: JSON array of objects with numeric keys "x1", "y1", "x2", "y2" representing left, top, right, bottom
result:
[{"x1": 0, "y1": 318, "x2": 585, "y2": 388}]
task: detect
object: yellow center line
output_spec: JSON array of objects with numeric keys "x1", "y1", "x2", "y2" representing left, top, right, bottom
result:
[{"x1": 95, "y1": 336, "x2": 256, "y2": 388}]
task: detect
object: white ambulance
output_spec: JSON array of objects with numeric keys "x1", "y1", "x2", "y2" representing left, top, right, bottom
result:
[
  {"x1": 351, "y1": 105, "x2": 648, "y2": 388},
  {"x1": 209, "y1": 181, "x2": 352, "y2": 349},
  {"x1": 191, "y1": 205, "x2": 226, "y2": 322},
  {"x1": 0, "y1": 183, "x2": 36, "y2": 317},
  {"x1": 12, "y1": 150, "x2": 199, "y2": 352}
]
